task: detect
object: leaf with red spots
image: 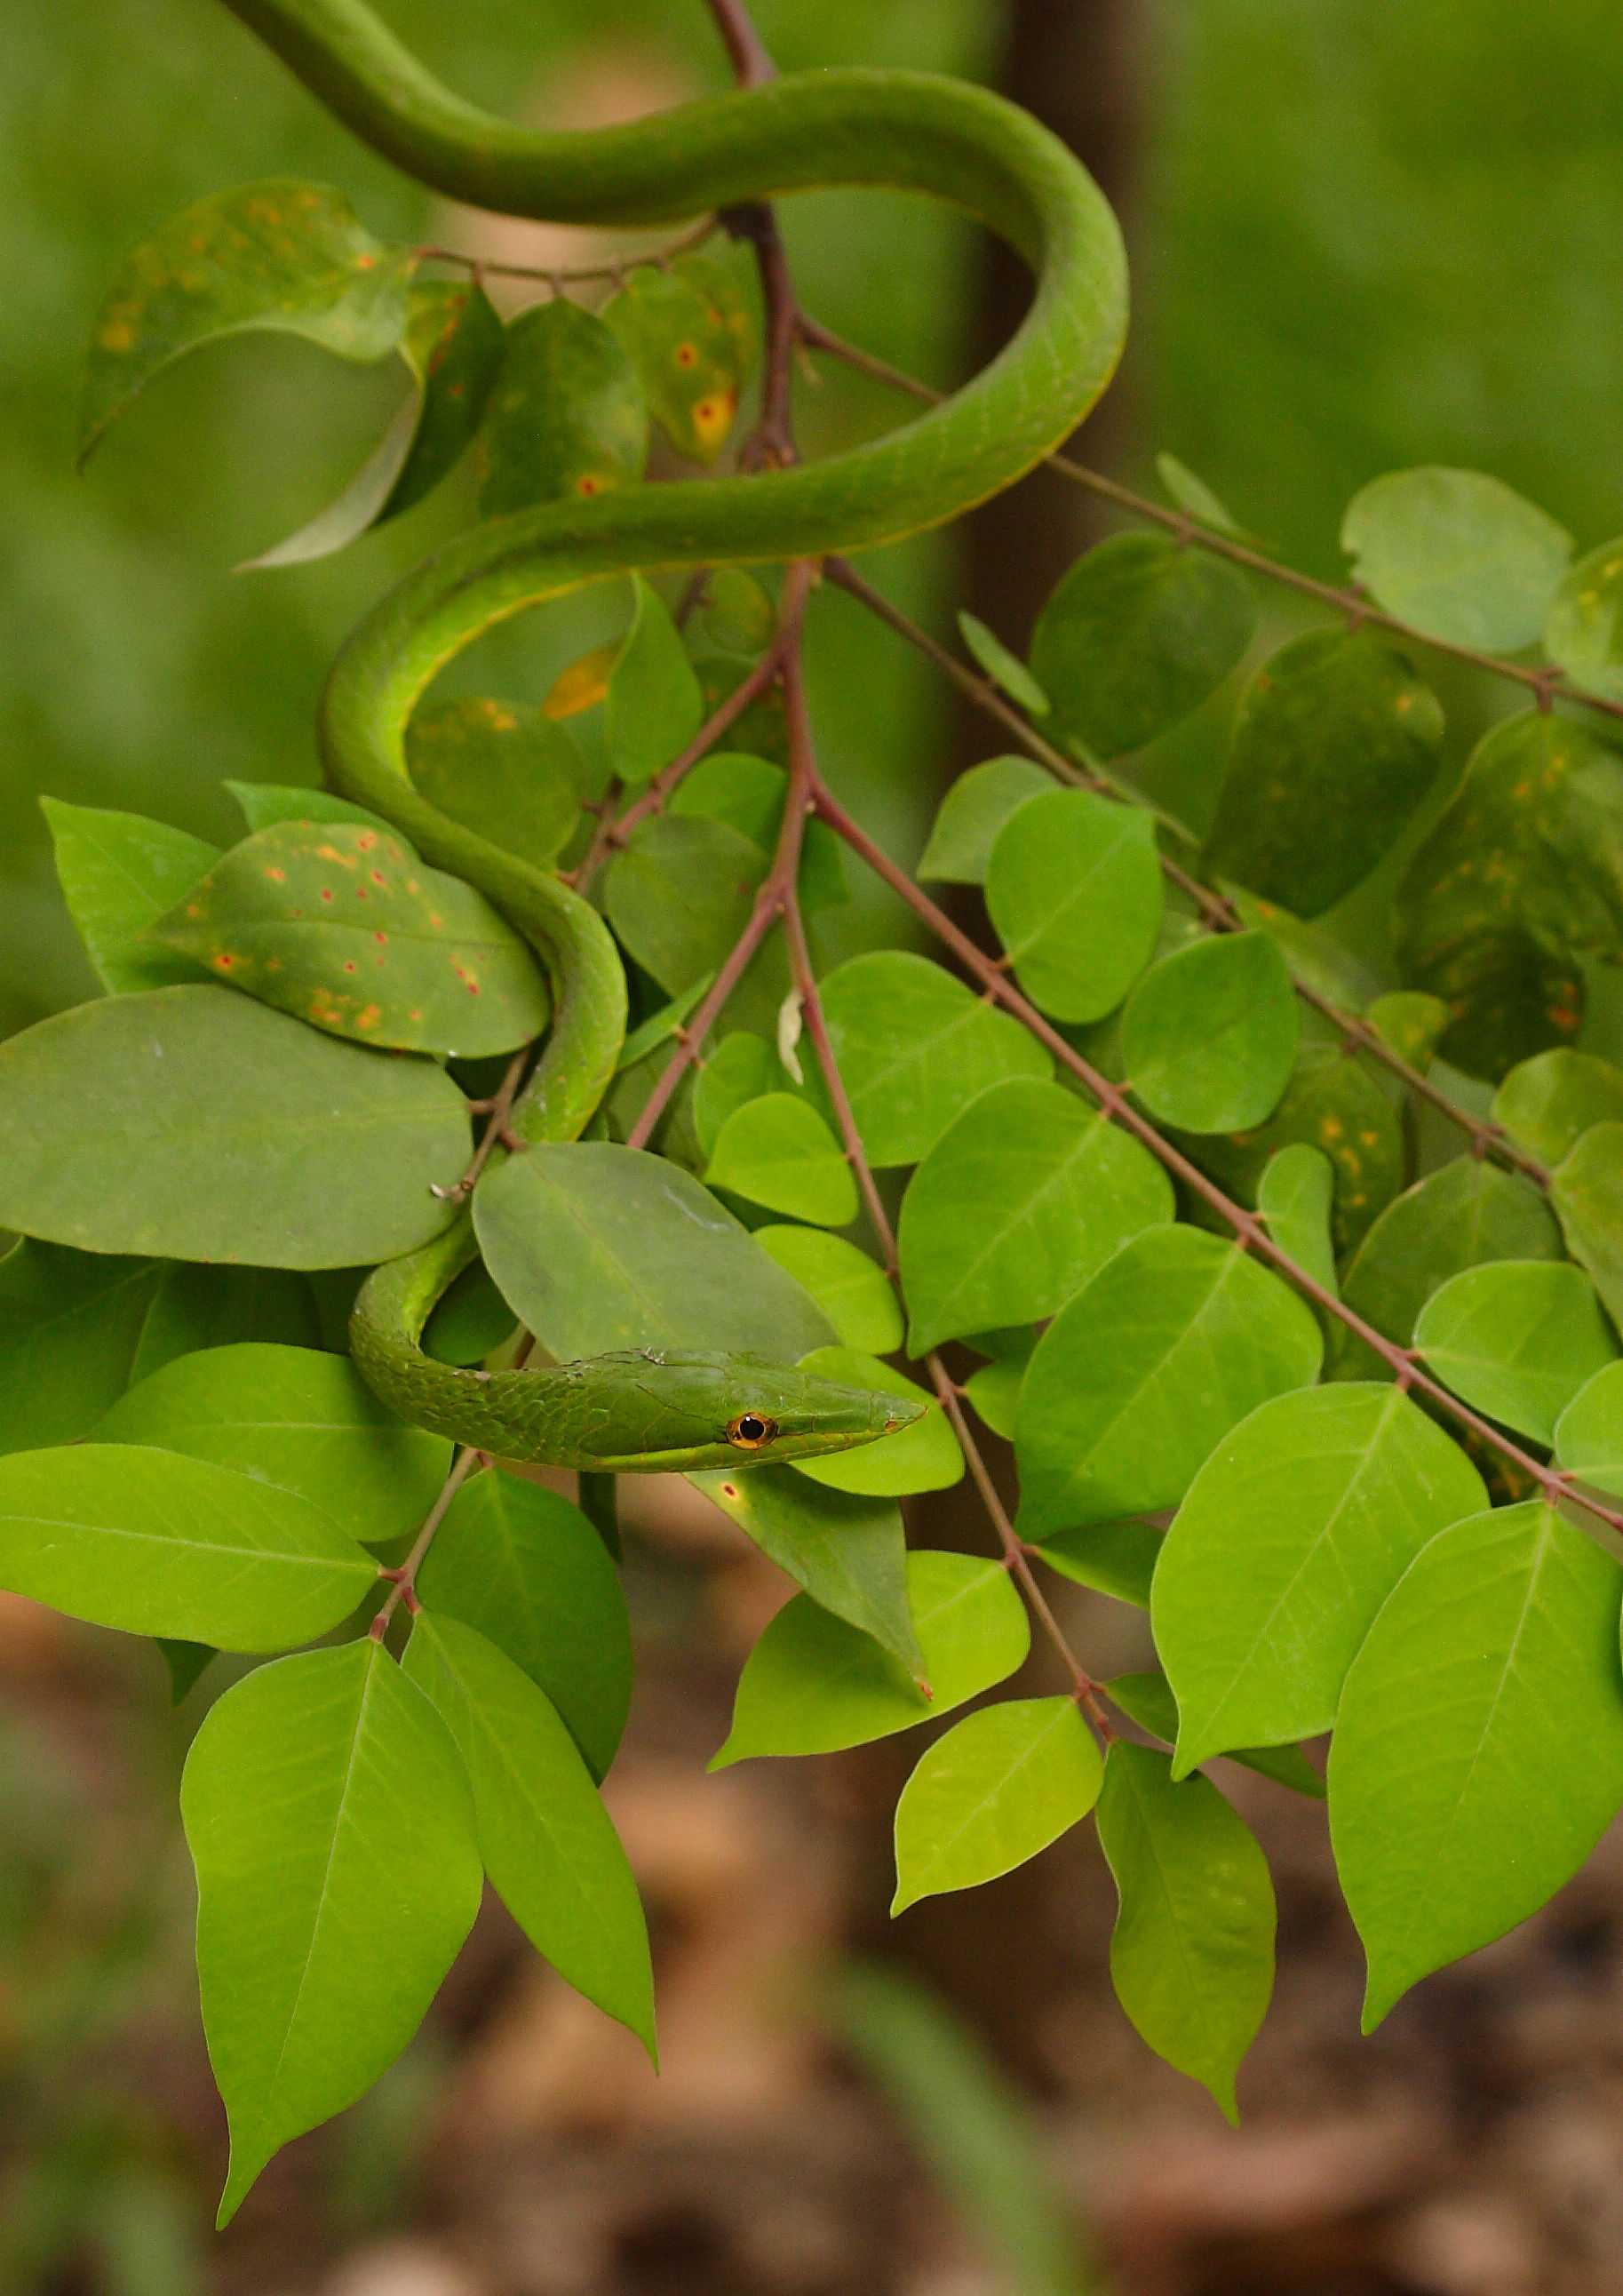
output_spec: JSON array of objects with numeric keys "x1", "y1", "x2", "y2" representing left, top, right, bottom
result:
[
  {"x1": 147, "y1": 821, "x2": 549, "y2": 1057},
  {"x1": 603, "y1": 254, "x2": 755, "y2": 465},
  {"x1": 79, "y1": 180, "x2": 414, "y2": 466},
  {"x1": 480, "y1": 299, "x2": 648, "y2": 517}
]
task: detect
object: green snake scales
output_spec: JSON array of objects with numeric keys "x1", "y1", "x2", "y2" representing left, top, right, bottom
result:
[{"x1": 223, "y1": 0, "x2": 1129, "y2": 1476}]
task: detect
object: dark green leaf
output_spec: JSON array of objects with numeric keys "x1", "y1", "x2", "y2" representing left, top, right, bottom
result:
[
  {"x1": 815, "y1": 951, "x2": 1050, "y2": 1168},
  {"x1": 80, "y1": 179, "x2": 414, "y2": 465},
  {"x1": 422, "y1": 1256, "x2": 517, "y2": 1367},
  {"x1": 1028, "y1": 533, "x2": 1254, "y2": 760},
  {"x1": 1551, "y1": 1120, "x2": 1623, "y2": 1326},
  {"x1": 416, "y1": 1465, "x2": 630, "y2": 1782},
  {"x1": 692, "y1": 1031, "x2": 783, "y2": 1158},
  {"x1": 1015, "y1": 1224, "x2": 1323, "y2": 1539},
  {"x1": 0, "y1": 1240, "x2": 163, "y2": 1455},
  {"x1": 403, "y1": 1613, "x2": 653, "y2": 2049},
  {"x1": 605, "y1": 813, "x2": 765, "y2": 995},
  {"x1": 917, "y1": 758, "x2": 1052, "y2": 885},
  {"x1": 480, "y1": 298, "x2": 647, "y2": 514},
  {"x1": 702, "y1": 569, "x2": 776, "y2": 654},
  {"x1": 1545, "y1": 537, "x2": 1623, "y2": 700},
  {"x1": 1493, "y1": 1048, "x2": 1623, "y2": 1168},
  {"x1": 159, "y1": 1639, "x2": 216, "y2": 1703},
  {"x1": 43, "y1": 800, "x2": 218, "y2": 995},
  {"x1": 1123, "y1": 931, "x2": 1300, "y2": 1133},
  {"x1": 714, "y1": 1550, "x2": 1030, "y2": 1766},
  {"x1": 1153, "y1": 1383, "x2": 1487, "y2": 1766},
  {"x1": 1226, "y1": 886, "x2": 1381, "y2": 1010},
  {"x1": 0, "y1": 1441, "x2": 375, "y2": 1646},
  {"x1": 183, "y1": 1641, "x2": 481, "y2": 2224},
  {"x1": 1363, "y1": 990, "x2": 1448, "y2": 1075},
  {"x1": 958, "y1": 613, "x2": 1050, "y2": 716},
  {"x1": 96, "y1": 1340, "x2": 450, "y2": 1545},
  {"x1": 1341, "y1": 467, "x2": 1572, "y2": 650},
  {"x1": 1181, "y1": 1038, "x2": 1404, "y2": 1256},
  {"x1": 474, "y1": 1141, "x2": 834, "y2": 1361},
  {"x1": 1095, "y1": 1743, "x2": 1275, "y2": 2120},
  {"x1": 1415, "y1": 1260, "x2": 1618, "y2": 1442},
  {"x1": 1036, "y1": 1519, "x2": 1162, "y2": 1608},
  {"x1": 1555, "y1": 1360, "x2": 1623, "y2": 1497},
  {"x1": 1330, "y1": 1502, "x2": 1623, "y2": 2027},
  {"x1": 893, "y1": 1697, "x2": 1102, "y2": 1911},
  {"x1": 670, "y1": 753, "x2": 846, "y2": 913},
  {"x1": 151, "y1": 820, "x2": 548, "y2": 1058},
  {"x1": 706, "y1": 1093, "x2": 857, "y2": 1226},
  {"x1": 792, "y1": 1348, "x2": 961, "y2": 1498},
  {"x1": 406, "y1": 698, "x2": 585, "y2": 871},
  {"x1": 130, "y1": 1261, "x2": 322, "y2": 1382},
  {"x1": 1205, "y1": 630, "x2": 1444, "y2": 919},
  {"x1": 985, "y1": 789, "x2": 1165, "y2": 1024},
  {"x1": 0, "y1": 986, "x2": 468, "y2": 1267},
  {"x1": 604, "y1": 577, "x2": 705, "y2": 790},
  {"x1": 603, "y1": 253, "x2": 753, "y2": 464},
  {"x1": 688, "y1": 1466, "x2": 920, "y2": 1676},
  {"x1": 752, "y1": 1228, "x2": 903, "y2": 1354},
  {"x1": 898, "y1": 1076, "x2": 1173, "y2": 1355}
]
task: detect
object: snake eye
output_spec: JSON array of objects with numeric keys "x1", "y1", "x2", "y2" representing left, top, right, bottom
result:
[{"x1": 726, "y1": 1413, "x2": 778, "y2": 1451}]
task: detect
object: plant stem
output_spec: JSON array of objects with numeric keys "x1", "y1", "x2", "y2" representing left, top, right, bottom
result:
[
  {"x1": 704, "y1": 0, "x2": 777, "y2": 87},
  {"x1": 416, "y1": 215, "x2": 717, "y2": 290},
  {"x1": 371, "y1": 1446, "x2": 481, "y2": 1638}
]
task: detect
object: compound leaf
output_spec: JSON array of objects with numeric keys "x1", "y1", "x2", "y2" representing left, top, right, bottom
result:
[
  {"x1": 892, "y1": 1697, "x2": 1103, "y2": 1913},
  {"x1": 183, "y1": 1641, "x2": 481, "y2": 2223},
  {"x1": 1341, "y1": 467, "x2": 1572, "y2": 651},
  {"x1": 1330, "y1": 1502, "x2": 1623, "y2": 2027},
  {"x1": 1415, "y1": 1260, "x2": 1618, "y2": 1443},
  {"x1": 985, "y1": 789, "x2": 1164, "y2": 1024},
  {"x1": 43, "y1": 800, "x2": 217, "y2": 995},
  {"x1": 1123, "y1": 931, "x2": 1300, "y2": 1133}
]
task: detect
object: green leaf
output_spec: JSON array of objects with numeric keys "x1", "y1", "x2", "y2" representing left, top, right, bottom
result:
[
  {"x1": 406, "y1": 698, "x2": 585, "y2": 872},
  {"x1": 1205, "y1": 631, "x2": 1444, "y2": 919},
  {"x1": 1095, "y1": 1743, "x2": 1275, "y2": 2120},
  {"x1": 479, "y1": 298, "x2": 647, "y2": 515},
  {"x1": 243, "y1": 279, "x2": 504, "y2": 567},
  {"x1": 985, "y1": 789, "x2": 1165, "y2": 1024},
  {"x1": 671, "y1": 753, "x2": 845, "y2": 913},
  {"x1": 816, "y1": 952, "x2": 1050, "y2": 1168},
  {"x1": 705, "y1": 1094, "x2": 857, "y2": 1227},
  {"x1": 957, "y1": 613, "x2": 1050, "y2": 716},
  {"x1": 714, "y1": 1550, "x2": 1030, "y2": 1766},
  {"x1": 752, "y1": 1228, "x2": 903, "y2": 1354},
  {"x1": 605, "y1": 577, "x2": 706, "y2": 790},
  {"x1": 1545, "y1": 536, "x2": 1623, "y2": 701},
  {"x1": 0, "y1": 1442, "x2": 375, "y2": 1646},
  {"x1": 1555, "y1": 1360, "x2": 1623, "y2": 1497},
  {"x1": 1551, "y1": 1121, "x2": 1623, "y2": 1326},
  {"x1": 150, "y1": 820, "x2": 548, "y2": 1059},
  {"x1": 1028, "y1": 533, "x2": 1254, "y2": 761},
  {"x1": 1341, "y1": 467, "x2": 1572, "y2": 651},
  {"x1": 80, "y1": 179, "x2": 413, "y2": 466},
  {"x1": 416, "y1": 1466, "x2": 630, "y2": 1782},
  {"x1": 1156, "y1": 452, "x2": 1246, "y2": 538},
  {"x1": 1036, "y1": 1520, "x2": 1162, "y2": 1608},
  {"x1": 0, "y1": 986, "x2": 468, "y2": 1267},
  {"x1": 792, "y1": 1349, "x2": 961, "y2": 1498},
  {"x1": 0, "y1": 1240, "x2": 163, "y2": 1455},
  {"x1": 1123, "y1": 932, "x2": 1300, "y2": 1134},
  {"x1": 688, "y1": 1466, "x2": 920, "y2": 1676},
  {"x1": 1104, "y1": 1672, "x2": 1325, "y2": 1799},
  {"x1": 1493, "y1": 1048, "x2": 1623, "y2": 1168},
  {"x1": 1226, "y1": 886, "x2": 1381, "y2": 1011},
  {"x1": 1153, "y1": 1383, "x2": 1487, "y2": 1768},
  {"x1": 43, "y1": 800, "x2": 218, "y2": 995},
  {"x1": 702, "y1": 568, "x2": 776, "y2": 655},
  {"x1": 226, "y1": 782, "x2": 394, "y2": 839},
  {"x1": 1330, "y1": 1502, "x2": 1623, "y2": 2027},
  {"x1": 917, "y1": 757, "x2": 1052, "y2": 885},
  {"x1": 160, "y1": 1639, "x2": 216, "y2": 1703},
  {"x1": 692, "y1": 1031, "x2": 782, "y2": 1158},
  {"x1": 422, "y1": 1256, "x2": 517, "y2": 1367},
  {"x1": 1396, "y1": 712, "x2": 1623, "y2": 1080},
  {"x1": 892, "y1": 1698, "x2": 1102, "y2": 1913},
  {"x1": 1256, "y1": 1144, "x2": 1338, "y2": 1302},
  {"x1": 962, "y1": 1347, "x2": 1030, "y2": 1439},
  {"x1": 402, "y1": 1612, "x2": 653, "y2": 2050},
  {"x1": 130, "y1": 1260, "x2": 322, "y2": 1382},
  {"x1": 898, "y1": 1076, "x2": 1173, "y2": 1355},
  {"x1": 182, "y1": 1640, "x2": 481, "y2": 2223},
  {"x1": 1016, "y1": 1225, "x2": 1323, "y2": 1540},
  {"x1": 604, "y1": 813, "x2": 766, "y2": 995},
  {"x1": 1336, "y1": 1155, "x2": 1563, "y2": 1379},
  {"x1": 474, "y1": 1141, "x2": 833, "y2": 1362},
  {"x1": 603, "y1": 253, "x2": 753, "y2": 464},
  {"x1": 1415, "y1": 1260, "x2": 1618, "y2": 1443},
  {"x1": 96, "y1": 1341, "x2": 449, "y2": 1545},
  {"x1": 1364, "y1": 989, "x2": 1449, "y2": 1074}
]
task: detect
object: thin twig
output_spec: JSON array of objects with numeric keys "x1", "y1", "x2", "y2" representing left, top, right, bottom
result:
[
  {"x1": 434, "y1": 1047, "x2": 529, "y2": 1200},
  {"x1": 704, "y1": 0, "x2": 777, "y2": 86},
  {"x1": 415, "y1": 215, "x2": 716, "y2": 291},
  {"x1": 370, "y1": 1447, "x2": 481, "y2": 1638}
]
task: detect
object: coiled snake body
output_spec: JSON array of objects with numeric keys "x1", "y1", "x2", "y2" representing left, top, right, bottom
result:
[{"x1": 227, "y1": 0, "x2": 1129, "y2": 1473}]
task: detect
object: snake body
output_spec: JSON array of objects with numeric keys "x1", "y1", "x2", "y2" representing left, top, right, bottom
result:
[{"x1": 227, "y1": 0, "x2": 1129, "y2": 1471}]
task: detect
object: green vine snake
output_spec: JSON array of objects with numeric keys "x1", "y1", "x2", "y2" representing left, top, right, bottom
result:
[{"x1": 221, "y1": 0, "x2": 1128, "y2": 1475}]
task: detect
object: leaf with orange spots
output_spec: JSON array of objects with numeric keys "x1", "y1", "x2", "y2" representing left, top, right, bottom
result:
[
  {"x1": 79, "y1": 180, "x2": 414, "y2": 466},
  {"x1": 406, "y1": 698, "x2": 585, "y2": 869},
  {"x1": 147, "y1": 821, "x2": 549, "y2": 1058},
  {"x1": 603, "y1": 253, "x2": 754, "y2": 465},
  {"x1": 480, "y1": 299, "x2": 647, "y2": 517},
  {"x1": 1396, "y1": 710, "x2": 1623, "y2": 1079},
  {"x1": 241, "y1": 279, "x2": 504, "y2": 570}
]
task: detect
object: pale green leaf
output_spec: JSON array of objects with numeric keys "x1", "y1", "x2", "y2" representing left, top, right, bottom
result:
[
  {"x1": 917, "y1": 758, "x2": 1052, "y2": 885},
  {"x1": 1363, "y1": 990, "x2": 1449, "y2": 1075},
  {"x1": 603, "y1": 253, "x2": 752, "y2": 464},
  {"x1": 692, "y1": 1031, "x2": 782, "y2": 1158},
  {"x1": 893, "y1": 1698, "x2": 1102, "y2": 1912},
  {"x1": 1415, "y1": 1260, "x2": 1618, "y2": 1443},
  {"x1": 1035, "y1": 1520, "x2": 1162, "y2": 1608},
  {"x1": 752, "y1": 1228, "x2": 903, "y2": 1355},
  {"x1": 43, "y1": 800, "x2": 218, "y2": 995},
  {"x1": 604, "y1": 813, "x2": 766, "y2": 994},
  {"x1": 1341, "y1": 467, "x2": 1572, "y2": 651},
  {"x1": 1257, "y1": 1145, "x2": 1339, "y2": 1303},
  {"x1": 958, "y1": 613, "x2": 1050, "y2": 716},
  {"x1": 1156, "y1": 452, "x2": 1245, "y2": 538},
  {"x1": 1545, "y1": 536, "x2": 1623, "y2": 702},
  {"x1": 985, "y1": 789, "x2": 1165, "y2": 1024},
  {"x1": 1551, "y1": 1121, "x2": 1623, "y2": 1325},
  {"x1": 1493, "y1": 1048, "x2": 1623, "y2": 1168},
  {"x1": 131, "y1": 1261, "x2": 322, "y2": 1382},
  {"x1": 226, "y1": 782, "x2": 393, "y2": 839},
  {"x1": 792, "y1": 1348, "x2": 962, "y2": 1498},
  {"x1": 706, "y1": 1093, "x2": 857, "y2": 1227},
  {"x1": 1555, "y1": 1360, "x2": 1623, "y2": 1499},
  {"x1": 1104, "y1": 1671, "x2": 1325, "y2": 1799}
]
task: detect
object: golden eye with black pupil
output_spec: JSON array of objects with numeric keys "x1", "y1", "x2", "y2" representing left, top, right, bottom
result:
[{"x1": 726, "y1": 1413, "x2": 778, "y2": 1450}]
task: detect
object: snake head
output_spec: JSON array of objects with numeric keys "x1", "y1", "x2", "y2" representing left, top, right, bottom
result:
[{"x1": 562, "y1": 1350, "x2": 927, "y2": 1472}]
